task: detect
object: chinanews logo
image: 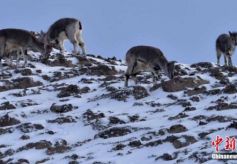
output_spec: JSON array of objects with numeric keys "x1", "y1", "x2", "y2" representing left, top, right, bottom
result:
[{"x1": 212, "y1": 135, "x2": 237, "y2": 160}]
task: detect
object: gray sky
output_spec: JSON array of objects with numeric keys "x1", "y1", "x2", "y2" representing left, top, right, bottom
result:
[{"x1": 1, "y1": 0, "x2": 237, "y2": 64}]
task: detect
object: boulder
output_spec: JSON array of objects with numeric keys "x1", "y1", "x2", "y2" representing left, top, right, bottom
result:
[{"x1": 162, "y1": 77, "x2": 209, "y2": 92}]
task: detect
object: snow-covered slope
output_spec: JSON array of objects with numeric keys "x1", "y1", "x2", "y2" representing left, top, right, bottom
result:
[{"x1": 0, "y1": 51, "x2": 237, "y2": 164}]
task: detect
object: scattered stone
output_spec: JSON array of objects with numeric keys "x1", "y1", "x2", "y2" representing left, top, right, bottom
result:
[
  {"x1": 110, "y1": 89, "x2": 132, "y2": 101},
  {"x1": 227, "y1": 121, "x2": 237, "y2": 129},
  {"x1": 48, "y1": 116, "x2": 76, "y2": 124},
  {"x1": 17, "y1": 140, "x2": 52, "y2": 152},
  {"x1": 205, "y1": 89, "x2": 221, "y2": 95},
  {"x1": 17, "y1": 123, "x2": 44, "y2": 133},
  {"x1": 95, "y1": 127, "x2": 132, "y2": 139},
  {"x1": 50, "y1": 103, "x2": 73, "y2": 113},
  {"x1": 156, "y1": 153, "x2": 177, "y2": 161},
  {"x1": 162, "y1": 77, "x2": 208, "y2": 92},
  {"x1": 80, "y1": 87, "x2": 90, "y2": 94},
  {"x1": 167, "y1": 94, "x2": 178, "y2": 100},
  {"x1": 57, "y1": 85, "x2": 79, "y2": 98},
  {"x1": 83, "y1": 109, "x2": 105, "y2": 121},
  {"x1": 89, "y1": 64, "x2": 117, "y2": 76},
  {"x1": 168, "y1": 124, "x2": 187, "y2": 133},
  {"x1": 21, "y1": 68, "x2": 32, "y2": 76},
  {"x1": 17, "y1": 159, "x2": 30, "y2": 164},
  {"x1": 128, "y1": 115, "x2": 139, "y2": 122},
  {"x1": 186, "y1": 86, "x2": 206, "y2": 96},
  {"x1": 109, "y1": 116, "x2": 125, "y2": 124},
  {"x1": 0, "y1": 101, "x2": 16, "y2": 110},
  {"x1": 165, "y1": 135, "x2": 197, "y2": 149},
  {"x1": 149, "y1": 83, "x2": 161, "y2": 92},
  {"x1": 190, "y1": 96, "x2": 200, "y2": 102},
  {"x1": 12, "y1": 77, "x2": 43, "y2": 89},
  {"x1": 128, "y1": 140, "x2": 142, "y2": 147},
  {"x1": 0, "y1": 114, "x2": 20, "y2": 127},
  {"x1": 20, "y1": 134, "x2": 30, "y2": 140},
  {"x1": 183, "y1": 106, "x2": 196, "y2": 112},
  {"x1": 169, "y1": 112, "x2": 189, "y2": 120},
  {"x1": 112, "y1": 144, "x2": 126, "y2": 151},
  {"x1": 132, "y1": 86, "x2": 149, "y2": 99},
  {"x1": 206, "y1": 102, "x2": 237, "y2": 111},
  {"x1": 190, "y1": 62, "x2": 213, "y2": 69},
  {"x1": 209, "y1": 67, "x2": 225, "y2": 80},
  {"x1": 223, "y1": 84, "x2": 237, "y2": 94},
  {"x1": 46, "y1": 139, "x2": 71, "y2": 155}
]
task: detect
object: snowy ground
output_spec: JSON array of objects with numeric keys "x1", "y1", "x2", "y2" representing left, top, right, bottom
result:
[{"x1": 0, "y1": 51, "x2": 237, "y2": 164}]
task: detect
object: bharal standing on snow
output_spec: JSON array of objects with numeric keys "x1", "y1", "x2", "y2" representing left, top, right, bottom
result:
[
  {"x1": 0, "y1": 28, "x2": 52, "y2": 70},
  {"x1": 40, "y1": 18, "x2": 86, "y2": 57},
  {"x1": 125, "y1": 45, "x2": 175, "y2": 87},
  {"x1": 216, "y1": 32, "x2": 237, "y2": 67}
]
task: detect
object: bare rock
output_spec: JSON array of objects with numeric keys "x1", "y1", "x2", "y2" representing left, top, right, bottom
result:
[
  {"x1": 0, "y1": 114, "x2": 20, "y2": 127},
  {"x1": 46, "y1": 139, "x2": 71, "y2": 155},
  {"x1": 89, "y1": 64, "x2": 117, "y2": 76},
  {"x1": 168, "y1": 124, "x2": 187, "y2": 133},
  {"x1": 57, "y1": 85, "x2": 79, "y2": 98},
  {"x1": 17, "y1": 123, "x2": 44, "y2": 133},
  {"x1": 186, "y1": 86, "x2": 206, "y2": 96},
  {"x1": 83, "y1": 109, "x2": 105, "y2": 121},
  {"x1": 132, "y1": 86, "x2": 149, "y2": 99},
  {"x1": 109, "y1": 116, "x2": 125, "y2": 124},
  {"x1": 50, "y1": 103, "x2": 73, "y2": 113},
  {"x1": 223, "y1": 84, "x2": 237, "y2": 94},
  {"x1": 17, "y1": 140, "x2": 52, "y2": 152},
  {"x1": 162, "y1": 77, "x2": 208, "y2": 92},
  {"x1": 0, "y1": 102, "x2": 16, "y2": 110},
  {"x1": 12, "y1": 77, "x2": 42, "y2": 89},
  {"x1": 190, "y1": 62, "x2": 213, "y2": 69},
  {"x1": 48, "y1": 116, "x2": 76, "y2": 124},
  {"x1": 20, "y1": 68, "x2": 32, "y2": 76},
  {"x1": 207, "y1": 102, "x2": 237, "y2": 111},
  {"x1": 95, "y1": 127, "x2": 132, "y2": 139}
]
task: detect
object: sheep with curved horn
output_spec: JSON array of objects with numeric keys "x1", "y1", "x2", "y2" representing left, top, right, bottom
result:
[
  {"x1": 40, "y1": 18, "x2": 86, "y2": 58},
  {"x1": 125, "y1": 45, "x2": 175, "y2": 87},
  {"x1": 0, "y1": 28, "x2": 52, "y2": 72}
]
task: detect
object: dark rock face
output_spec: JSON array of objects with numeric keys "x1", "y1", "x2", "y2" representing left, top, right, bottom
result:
[
  {"x1": 0, "y1": 114, "x2": 20, "y2": 127},
  {"x1": 162, "y1": 77, "x2": 208, "y2": 92},
  {"x1": 95, "y1": 127, "x2": 132, "y2": 139},
  {"x1": 50, "y1": 103, "x2": 73, "y2": 113}
]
